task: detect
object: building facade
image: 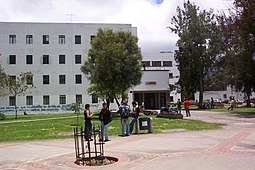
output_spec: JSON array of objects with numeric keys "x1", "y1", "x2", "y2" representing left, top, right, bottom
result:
[
  {"x1": 129, "y1": 51, "x2": 181, "y2": 109},
  {"x1": 0, "y1": 22, "x2": 137, "y2": 113}
]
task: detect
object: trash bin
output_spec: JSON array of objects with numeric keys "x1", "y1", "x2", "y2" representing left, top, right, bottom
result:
[{"x1": 139, "y1": 117, "x2": 153, "y2": 133}]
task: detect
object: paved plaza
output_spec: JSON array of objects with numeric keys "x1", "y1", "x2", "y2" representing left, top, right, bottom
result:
[{"x1": 0, "y1": 111, "x2": 255, "y2": 170}]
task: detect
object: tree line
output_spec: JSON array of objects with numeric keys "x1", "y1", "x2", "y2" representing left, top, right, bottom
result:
[{"x1": 169, "y1": 0, "x2": 255, "y2": 108}]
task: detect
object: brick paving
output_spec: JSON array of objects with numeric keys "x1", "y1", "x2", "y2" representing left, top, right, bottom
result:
[{"x1": 0, "y1": 110, "x2": 255, "y2": 170}]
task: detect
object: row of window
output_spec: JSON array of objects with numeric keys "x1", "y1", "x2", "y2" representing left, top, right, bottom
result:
[
  {"x1": 8, "y1": 54, "x2": 82, "y2": 65},
  {"x1": 9, "y1": 34, "x2": 95, "y2": 44},
  {"x1": 10, "y1": 74, "x2": 83, "y2": 85},
  {"x1": 142, "y1": 61, "x2": 173, "y2": 67},
  {"x1": 9, "y1": 94, "x2": 99, "y2": 106}
]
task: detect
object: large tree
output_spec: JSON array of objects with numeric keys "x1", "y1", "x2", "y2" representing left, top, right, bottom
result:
[
  {"x1": 81, "y1": 28, "x2": 142, "y2": 107},
  {"x1": 170, "y1": 0, "x2": 223, "y2": 108},
  {"x1": 218, "y1": 0, "x2": 255, "y2": 107},
  {"x1": 4, "y1": 72, "x2": 35, "y2": 119}
]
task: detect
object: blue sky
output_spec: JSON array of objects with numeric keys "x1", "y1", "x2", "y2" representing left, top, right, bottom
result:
[{"x1": 0, "y1": 0, "x2": 232, "y2": 53}]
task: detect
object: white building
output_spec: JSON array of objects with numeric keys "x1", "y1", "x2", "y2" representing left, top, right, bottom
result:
[
  {"x1": 0, "y1": 22, "x2": 137, "y2": 113},
  {"x1": 129, "y1": 51, "x2": 181, "y2": 109}
]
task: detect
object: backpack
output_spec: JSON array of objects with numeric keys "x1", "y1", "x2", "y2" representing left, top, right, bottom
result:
[{"x1": 121, "y1": 106, "x2": 130, "y2": 119}]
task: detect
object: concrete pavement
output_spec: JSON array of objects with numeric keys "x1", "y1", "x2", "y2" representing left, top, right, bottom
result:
[{"x1": 0, "y1": 110, "x2": 254, "y2": 170}]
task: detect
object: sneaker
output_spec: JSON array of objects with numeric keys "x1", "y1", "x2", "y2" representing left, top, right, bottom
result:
[
  {"x1": 125, "y1": 134, "x2": 130, "y2": 136},
  {"x1": 105, "y1": 139, "x2": 110, "y2": 142}
]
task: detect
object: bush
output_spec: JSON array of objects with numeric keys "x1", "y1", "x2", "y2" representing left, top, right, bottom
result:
[{"x1": 0, "y1": 112, "x2": 6, "y2": 120}]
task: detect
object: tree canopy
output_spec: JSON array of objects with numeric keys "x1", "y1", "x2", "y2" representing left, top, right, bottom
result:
[
  {"x1": 218, "y1": 0, "x2": 255, "y2": 106},
  {"x1": 81, "y1": 28, "x2": 142, "y2": 107},
  {"x1": 170, "y1": 0, "x2": 223, "y2": 107}
]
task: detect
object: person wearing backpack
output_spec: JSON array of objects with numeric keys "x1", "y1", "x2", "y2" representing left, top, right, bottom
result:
[
  {"x1": 119, "y1": 99, "x2": 130, "y2": 137},
  {"x1": 129, "y1": 101, "x2": 140, "y2": 134},
  {"x1": 99, "y1": 103, "x2": 112, "y2": 142}
]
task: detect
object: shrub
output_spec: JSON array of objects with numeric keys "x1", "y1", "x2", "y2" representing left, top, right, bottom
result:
[{"x1": 0, "y1": 112, "x2": 6, "y2": 120}]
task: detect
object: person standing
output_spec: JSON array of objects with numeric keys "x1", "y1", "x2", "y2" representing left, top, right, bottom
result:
[
  {"x1": 183, "y1": 99, "x2": 192, "y2": 117},
  {"x1": 99, "y1": 103, "x2": 112, "y2": 142},
  {"x1": 129, "y1": 101, "x2": 140, "y2": 134},
  {"x1": 177, "y1": 99, "x2": 182, "y2": 114},
  {"x1": 119, "y1": 99, "x2": 130, "y2": 137},
  {"x1": 84, "y1": 104, "x2": 92, "y2": 141},
  {"x1": 211, "y1": 97, "x2": 214, "y2": 109}
]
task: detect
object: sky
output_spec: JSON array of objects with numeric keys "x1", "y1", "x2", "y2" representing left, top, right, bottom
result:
[{"x1": 0, "y1": 0, "x2": 234, "y2": 53}]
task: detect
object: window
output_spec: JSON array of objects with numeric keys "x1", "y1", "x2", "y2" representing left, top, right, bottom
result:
[
  {"x1": 9, "y1": 35, "x2": 16, "y2": 44},
  {"x1": 223, "y1": 94, "x2": 227, "y2": 99},
  {"x1": 75, "y1": 35, "x2": 81, "y2": 44},
  {"x1": 59, "y1": 35, "x2": 65, "y2": 44},
  {"x1": 9, "y1": 55, "x2": 16, "y2": 64},
  {"x1": 76, "y1": 95, "x2": 82, "y2": 104},
  {"x1": 26, "y1": 96, "x2": 33, "y2": 105},
  {"x1": 59, "y1": 95, "x2": 66, "y2": 105},
  {"x1": 9, "y1": 96, "x2": 16, "y2": 106},
  {"x1": 9, "y1": 75, "x2": 16, "y2": 84},
  {"x1": 26, "y1": 55, "x2": 33, "y2": 64},
  {"x1": 90, "y1": 35, "x2": 95, "y2": 44},
  {"x1": 92, "y1": 94, "x2": 98, "y2": 103},
  {"x1": 43, "y1": 35, "x2": 49, "y2": 44},
  {"x1": 43, "y1": 75, "x2": 50, "y2": 84},
  {"x1": 75, "y1": 55, "x2": 81, "y2": 64},
  {"x1": 59, "y1": 75, "x2": 66, "y2": 84},
  {"x1": 163, "y1": 61, "x2": 172, "y2": 67},
  {"x1": 26, "y1": 74, "x2": 33, "y2": 85},
  {"x1": 142, "y1": 61, "x2": 150, "y2": 67},
  {"x1": 170, "y1": 96, "x2": 174, "y2": 102},
  {"x1": 152, "y1": 61, "x2": 161, "y2": 67},
  {"x1": 43, "y1": 95, "x2": 50, "y2": 105},
  {"x1": 26, "y1": 35, "x2": 33, "y2": 44},
  {"x1": 59, "y1": 55, "x2": 65, "y2": 64},
  {"x1": 169, "y1": 73, "x2": 173, "y2": 79},
  {"x1": 75, "y1": 75, "x2": 82, "y2": 84},
  {"x1": 43, "y1": 55, "x2": 49, "y2": 64}
]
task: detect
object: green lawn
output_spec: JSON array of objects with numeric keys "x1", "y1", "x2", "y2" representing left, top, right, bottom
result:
[{"x1": 0, "y1": 112, "x2": 223, "y2": 143}]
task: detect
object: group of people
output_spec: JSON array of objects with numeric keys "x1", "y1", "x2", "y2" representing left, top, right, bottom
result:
[
  {"x1": 83, "y1": 103, "x2": 112, "y2": 142},
  {"x1": 119, "y1": 99, "x2": 140, "y2": 137},
  {"x1": 83, "y1": 99, "x2": 140, "y2": 142}
]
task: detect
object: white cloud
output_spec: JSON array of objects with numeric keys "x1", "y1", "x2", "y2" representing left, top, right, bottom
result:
[{"x1": 0, "y1": 0, "x2": 233, "y2": 53}]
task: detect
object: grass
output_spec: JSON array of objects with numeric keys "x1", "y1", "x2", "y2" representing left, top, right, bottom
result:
[{"x1": 0, "y1": 112, "x2": 223, "y2": 143}]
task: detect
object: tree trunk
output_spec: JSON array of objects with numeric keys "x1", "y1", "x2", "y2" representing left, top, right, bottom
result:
[
  {"x1": 198, "y1": 78, "x2": 204, "y2": 109},
  {"x1": 106, "y1": 97, "x2": 111, "y2": 109},
  {"x1": 15, "y1": 104, "x2": 18, "y2": 119},
  {"x1": 246, "y1": 92, "x2": 251, "y2": 107},
  {"x1": 114, "y1": 95, "x2": 120, "y2": 107}
]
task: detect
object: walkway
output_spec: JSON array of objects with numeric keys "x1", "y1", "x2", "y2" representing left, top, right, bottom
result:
[{"x1": 0, "y1": 111, "x2": 254, "y2": 170}]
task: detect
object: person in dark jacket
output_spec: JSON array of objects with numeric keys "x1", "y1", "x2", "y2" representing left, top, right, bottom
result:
[
  {"x1": 99, "y1": 103, "x2": 111, "y2": 141},
  {"x1": 129, "y1": 101, "x2": 140, "y2": 134}
]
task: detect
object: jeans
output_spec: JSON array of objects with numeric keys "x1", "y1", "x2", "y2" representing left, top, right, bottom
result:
[
  {"x1": 100, "y1": 121, "x2": 108, "y2": 140},
  {"x1": 129, "y1": 117, "x2": 138, "y2": 134},
  {"x1": 121, "y1": 118, "x2": 130, "y2": 136},
  {"x1": 185, "y1": 108, "x2": 191, "y2": 117}
]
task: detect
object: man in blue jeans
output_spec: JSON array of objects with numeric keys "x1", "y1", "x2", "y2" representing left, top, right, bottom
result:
[
  {"x1": 99, "y1": 103, "x2": 112, "y2": 142},
  {"x1": 119, "y1": 99, "x2": 130, "y2": 136},
  {"x1": 130, "y1": 101, "x2": 140, "y2": 134}
]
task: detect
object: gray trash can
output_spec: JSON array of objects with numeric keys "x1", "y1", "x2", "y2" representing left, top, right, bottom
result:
[{"x1": 138, "y1": 117, "x2": 153, "y2": 133}]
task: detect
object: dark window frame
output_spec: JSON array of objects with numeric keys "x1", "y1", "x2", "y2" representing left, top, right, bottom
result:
[
  {"x1": 26, "y1": 35, "x2": 33, "y2": 44},
  {"x1": 43, "y1": 75, "x2": 50, "y2": 84},
  {"x1": 75, "y1": 55, "x2": 82, "y2": 64},
  {"x1": 59, "y1": 75, "x2": 66, "y2": 84},
  {"x1": 75, "y1": 74, "x2": 82, "y2": 84},
  {"x1": 26, "y1": 55, "x2": 33, "y2": 64},
  {"x1": 9, "y1": 55, "x2": 16, "y2": 64},
  {"x1": 59, "y1": 55, "x2": 65, "y2": 64},
  {"x1": 75, "y1": 35, "x2": 81, "y2": 44},
  {"x1": 43, "y1": 35, "x2": 49, "y2": 44}
]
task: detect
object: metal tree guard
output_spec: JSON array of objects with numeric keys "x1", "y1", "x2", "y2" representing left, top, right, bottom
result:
[{"x1": 74, "y1": 126, "x2": 105, "y2": 166}]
